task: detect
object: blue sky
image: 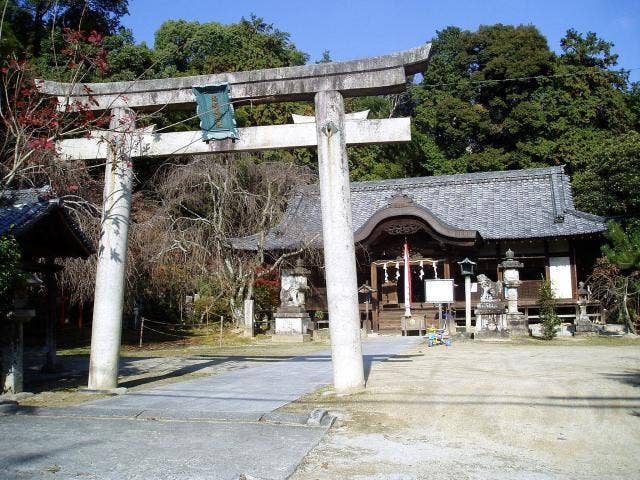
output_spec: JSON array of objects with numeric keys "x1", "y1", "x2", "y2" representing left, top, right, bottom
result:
[{"x1": 122, "y1": 0, "x2": 640, "y2": 82}]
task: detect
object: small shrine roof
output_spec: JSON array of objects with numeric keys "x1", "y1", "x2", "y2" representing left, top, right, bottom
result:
[{"x1": 0, "y1": 187, "x2": 94, "y2": 259}]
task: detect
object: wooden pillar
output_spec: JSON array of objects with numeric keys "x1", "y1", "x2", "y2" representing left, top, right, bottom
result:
[
  {"x1": 544, "y1": 240, "x2": 551, "y2": 281},
  {"x1": 370, "y1": 262, "x2": 379, "y2": 331},
  {"x1": 315, "y1": 90, "x2": 364, "y2": 393},
  {"x1": 88, "y1": 107, "x2": 135, "y2": 391},
  {"x1": 78, "y1": 301, "x2": 84, "y2": 329},
  {"x1": 443, "y1": 259, "x2": 451, "y2": 279},
  {"x1": 43, "y1": 257, "x2": 58, "y2": 372},
  {"x1": 570, "y1": 241, "x2": 578, "y2": 300}
]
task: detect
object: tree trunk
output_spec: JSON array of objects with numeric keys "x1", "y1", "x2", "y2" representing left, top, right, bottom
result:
[
  {"x1": 29, "y1": 3, "x2": 48, "y2": 57},
  {"x1": 622, "y1": 278, "x2": 636, "y2": 334}
]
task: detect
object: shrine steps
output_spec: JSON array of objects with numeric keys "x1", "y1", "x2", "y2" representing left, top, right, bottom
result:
[{"x1": 376, "y1": 307, "x2": 441, "y2": 333}]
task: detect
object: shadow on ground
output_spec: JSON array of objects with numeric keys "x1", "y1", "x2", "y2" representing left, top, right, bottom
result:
[
  {"x1": 603, "y1": 369, "x2": 640, "y2": 388},
  {"x1": 22, "y1": 349, "x2": 419, "y2": 393}
]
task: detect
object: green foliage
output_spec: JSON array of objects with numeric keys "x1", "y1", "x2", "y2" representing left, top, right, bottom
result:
[
  {"x1": 4, "y1": 0, "x2": 128, "y2": 56},
  {"x1": 101, "y1": 29, "x2": 157, "y2": 81},
  {"x1": 602, "y1": 221, "x2": 640, "y2": 272},
  {"x1": 592, "y1": 222, "x2": 640, "y2": 332},
  {"x1": 538, "y1": 278, "x2": 560, "y2": 340},
  {"x1": 0, "y1": 235, "x2": 22, "y2": 314},
  {"x1": 253, "y1": 284, "x2": 279, "y2": 312},
  {"x1": 560, "y1": 29, "x2": 618, "y2": 68},
  {"x1": 153, "y1": 15, "x2": 307, "y2": 76},
  {"x1": 192, "y1": 294, "x2": 228, "y2": 321},
  {"x1": 571, "y1": 133, "x2": 640, "y2": 219},
  {"x1": 408, "y1": 24, "x2": 639, "y2": 222}
]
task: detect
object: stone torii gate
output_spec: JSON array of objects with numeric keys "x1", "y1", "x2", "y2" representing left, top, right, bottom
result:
[{"x1": 39, "y1": 44, "x2": 431, "y2": 393}]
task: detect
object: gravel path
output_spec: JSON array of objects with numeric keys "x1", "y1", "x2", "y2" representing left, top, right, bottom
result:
[{"x1": 291, "y1": 341, "x2": 640, "y2": 479}]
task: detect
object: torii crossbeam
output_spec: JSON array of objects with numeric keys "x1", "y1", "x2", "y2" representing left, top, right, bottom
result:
[{"x1": 40, "y1": 44, "x2": 432, "y2": 393}]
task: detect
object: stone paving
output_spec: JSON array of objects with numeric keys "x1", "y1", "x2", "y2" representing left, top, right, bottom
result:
[{"x1": 0, "y1": 336, "x2": 417, "y2": 480}]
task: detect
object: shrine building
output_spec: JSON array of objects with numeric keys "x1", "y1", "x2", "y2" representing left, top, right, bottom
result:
[{"x1": 232, "y1": 165, "x2": 607, "y2": 333}]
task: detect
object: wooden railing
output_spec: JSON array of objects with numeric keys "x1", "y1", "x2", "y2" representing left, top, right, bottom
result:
[{"x1": 519, "y1": 280, "x2": 544, "y2": 300}]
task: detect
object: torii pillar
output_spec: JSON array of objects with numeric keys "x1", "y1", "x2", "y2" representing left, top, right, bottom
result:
[
  {"x1": 315, "y1": 91, "x2": 364, "y2": 391},
  {"x1": 87, "y1": 107, "x2": 135, "y2": 391}
]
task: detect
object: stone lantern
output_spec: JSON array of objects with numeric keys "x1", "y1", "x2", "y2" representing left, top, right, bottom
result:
[
  {"x1": 575, "y1": 281, "x2": 594, "y2": 333},
  {"x1": 457, "y1": 257, "x2": 476, "y2": 334},
  {"x1": 500, "y1": 249, "x2": 527, "y2": 334},
  {"x1": 1, "y1": 276, "x2": 39, "y2": 395}
]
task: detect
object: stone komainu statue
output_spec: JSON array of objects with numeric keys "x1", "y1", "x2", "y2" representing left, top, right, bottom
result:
[
  {"x1": 477, "y1": 274, "x2": 503, "y2": 302},
  {"x1": 279, "y1": 273, "x2": 310, "y2": 309},
  {"x1": 280, "y1": 275, "x2": 301, "y2": 307}
]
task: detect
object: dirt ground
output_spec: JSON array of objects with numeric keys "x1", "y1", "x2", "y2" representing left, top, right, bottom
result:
[{"x1": 287, "y1": 337, "x2": 640, "y2": 480}]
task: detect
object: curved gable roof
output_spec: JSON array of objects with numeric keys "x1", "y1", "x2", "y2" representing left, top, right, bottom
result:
[
  {"x1": 353, "y1": 194, "x2": 481, "y2": 246},
  {"x1": 231, "y1": 166, "x2": 607, "y2": 251}
]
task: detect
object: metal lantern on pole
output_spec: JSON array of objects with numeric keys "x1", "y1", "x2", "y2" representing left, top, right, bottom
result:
[
  {"x1": 358, "y1": 282, "x2": 374, "y2": 333},
  {"x1": 458, "y1": 257, "x2": 476, "y2": 276},
  {"x1": 457, "y1": 257, "x2": 476, "y2": 333}
]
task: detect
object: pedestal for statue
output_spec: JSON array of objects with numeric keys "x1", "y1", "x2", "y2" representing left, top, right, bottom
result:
[
  {"x1": 506, "y1": 313, "x2": 528, "y2": 335},
  {"x1": 474, "y1": 300, "x2": 509, "y2": 339},
  {"x1": 1, "y1": 309, "x2": 35, "y2": 395},
  {"x1": 575, "y1": 315, "x2": 595, "y2": 333},
  {"x1": 273, "y1": 306, "x2": 312, "y2": 342}
]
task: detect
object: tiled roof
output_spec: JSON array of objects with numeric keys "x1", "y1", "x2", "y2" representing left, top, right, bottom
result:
[
  {"x1": 231, "y1": 166, "x2": 607, "y2": 251},
  {"x1": 0, "y1": 186, "x2": 52, "y2": 206},
  {"x1": 0, "y1": 188, "x2": 94, "y2": 258}
]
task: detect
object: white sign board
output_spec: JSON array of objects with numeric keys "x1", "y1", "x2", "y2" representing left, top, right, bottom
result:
[
  {"x1": 425, "y1": 279, "x2": 454, "y2": 303},
  {"x1": 549, "y1": 256, "x2": 573, "y2": 299}
]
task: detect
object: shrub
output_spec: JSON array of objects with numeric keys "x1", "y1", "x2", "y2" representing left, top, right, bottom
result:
[
  {"x1": 539, "y1": 278, "x2": 560, "y2": 340},
  {"x1": 0, "y1": 235, "x2": 22, "y2": 315},
  {"x1": 192, "y1": 294, "x2": 228, "y2": 322}
]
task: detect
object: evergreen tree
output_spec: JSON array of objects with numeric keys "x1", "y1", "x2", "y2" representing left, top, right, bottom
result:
[
  {"x1": 0, "y1": 235, "x2": 22, "y2": 315},
  {"x1": 408, "y1": 25, "x2": 639, "y2": 222},
  {"x1": 598, "y1": 222, "x2": 640, "y2": 332},
  {"x1": 539, "y1": 278, "x2": 560, "y2": 340}
]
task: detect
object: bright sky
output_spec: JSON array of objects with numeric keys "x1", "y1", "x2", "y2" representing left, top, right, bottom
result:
[{"x1": 122, "y1": 0, "x2": 640, "y2": 82}]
